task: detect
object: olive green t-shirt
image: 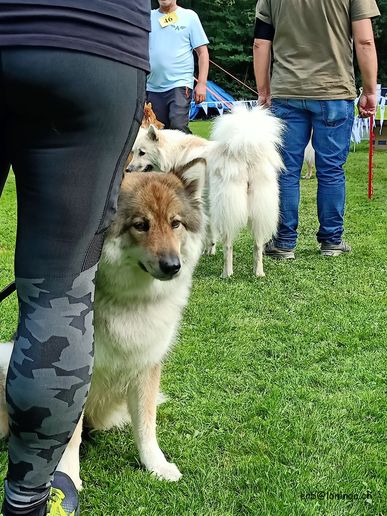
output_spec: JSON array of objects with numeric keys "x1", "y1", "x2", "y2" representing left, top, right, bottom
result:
[{"x1": 255, "y1": 0, "x2": 380, "y2": 99}]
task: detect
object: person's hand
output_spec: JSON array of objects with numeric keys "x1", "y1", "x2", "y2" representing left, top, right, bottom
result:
[
  {"x1": 358, "y1": 92, "x2": 377, "y2": 118},
  {"x1": 194, "y1": 82, "x2": 206, "y2": 104},
  {"x1": 258, "y1": 92, "x2": 271, "y2": 108}
]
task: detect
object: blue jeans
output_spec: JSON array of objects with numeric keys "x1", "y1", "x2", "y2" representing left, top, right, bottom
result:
[{"x1": 271, "y1": 99, "x2": 354, "y2": 249}]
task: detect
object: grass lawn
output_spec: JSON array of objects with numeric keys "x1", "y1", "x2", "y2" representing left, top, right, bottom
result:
[{"x1": 0, "y1": 121, "x2": 386, "y2": 515}]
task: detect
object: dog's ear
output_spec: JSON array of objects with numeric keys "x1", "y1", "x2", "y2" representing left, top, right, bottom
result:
[
  {"x1": 147, "y1": 125, "x2": 159, "y2": 142},
  {"x1": 172, "y1": 158, "x2": 206, "y2": 201}
]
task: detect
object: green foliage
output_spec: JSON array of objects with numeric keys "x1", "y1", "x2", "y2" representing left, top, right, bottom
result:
[
  {"x1": 373, "y1": 0, "x2": 387, "y2": 84},
  {"x1": 189, "y1": 0, "x2": 257, "y2": 98}
]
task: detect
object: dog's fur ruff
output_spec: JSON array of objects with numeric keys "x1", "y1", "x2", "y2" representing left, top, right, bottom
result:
[
  {"x1": 0, "y1": 160, "x2": 206, "y2": 487},
  {"x1": 128, "y1": 105, "x2": 283, "y2": 277}
]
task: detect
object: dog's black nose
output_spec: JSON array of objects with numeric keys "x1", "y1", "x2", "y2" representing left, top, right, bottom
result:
[{"x1": 159, "y1": 255, "x2": 181, "y2": 276}]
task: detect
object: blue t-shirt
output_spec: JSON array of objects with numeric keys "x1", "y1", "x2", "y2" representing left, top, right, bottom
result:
[
  {"x1": 147, "y1": 7, "x2": 209, "y2": 92},
  {"x1": 0, "y1": 1, "x2": 150, "y2": 71}
]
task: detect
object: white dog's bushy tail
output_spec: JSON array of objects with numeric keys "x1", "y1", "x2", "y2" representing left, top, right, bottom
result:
[
  {"x1": 207, "y1": 105, "x2": 284, "y2": 276},
  {"x1": 210, "y1": 105, "x2": 283, "y2": 177}
]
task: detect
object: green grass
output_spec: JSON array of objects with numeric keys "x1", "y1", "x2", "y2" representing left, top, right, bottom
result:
[{"x1": 1, "y1": 124, "x2": 386, "y2": 515}]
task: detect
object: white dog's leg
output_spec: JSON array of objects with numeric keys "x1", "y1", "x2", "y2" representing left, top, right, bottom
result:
[
  {"x1": 254, "y1": 242, "x2": 265, "y2": 277},
  {"x1": 222, "y1": 239, "x2": 233, "y2": 278},
  {"x1": 206, "y1": 223, "x2": 217, "y2": 256},
  {"x1": 206, "y1": 242, "x2": 216, "y2": 256},
  {"x1": 0, "y1": 398, "x2": 9, "y2": 439},
  {"x1": 56, "y1": 413, "x2": 83, "y2": 491},
  {"x1": 303, "y1": 163, "x2": 313, "y2": 179},
  {"x1": 127, "y1": 364, "x2": 181, "y2": 482}
]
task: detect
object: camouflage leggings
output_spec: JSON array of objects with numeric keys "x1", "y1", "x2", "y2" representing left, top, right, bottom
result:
[{"x1": 0, "y1": 48, "x2": 145, "y2": 512}]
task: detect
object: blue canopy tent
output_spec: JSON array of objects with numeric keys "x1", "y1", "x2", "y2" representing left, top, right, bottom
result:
[{"x1": 189, "y1": 80, "x2": 235, "y2": 120}]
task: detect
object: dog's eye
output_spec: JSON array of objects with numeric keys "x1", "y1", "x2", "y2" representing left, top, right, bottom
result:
[
  {"x1": 139, "y1": 150, "x2": 146, "y2": 157},
  {"x1": 132, "y1": 220, "x2": 149, "y2": 232},
  {"x1": 171, "y1": 220, "x2": 181, "y2": 229}
]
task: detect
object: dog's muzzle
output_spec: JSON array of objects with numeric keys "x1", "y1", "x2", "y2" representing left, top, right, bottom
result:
[
  {"x1": 138, "y1": 255, "x2": 181, "y2": 280},
  {"x1": 158, "y1": 255, "x2": 181, "y2": 278}
]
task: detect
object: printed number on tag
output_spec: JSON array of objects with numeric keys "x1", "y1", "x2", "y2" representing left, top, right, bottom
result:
[{"x1": 159, "y1": 11, "x2": 178, "y2": 27}]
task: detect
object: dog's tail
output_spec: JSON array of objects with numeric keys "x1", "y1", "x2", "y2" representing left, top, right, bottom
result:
[{"x1": 209, "y1": 105, "x2": 284, "y2": 179}]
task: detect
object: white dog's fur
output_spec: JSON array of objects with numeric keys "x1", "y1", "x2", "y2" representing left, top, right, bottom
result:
[
  {"x1": 0, "y1": 161, "x2": 206, "y2": 488},
  {"x1": 303, "y1": 139, "x2": 315, "y2": 179},
  {"x1": 207, "y1": 106, "x2": 283, "y2": 277},
  {"x1": 129, "y1": 105, "x2": 284, "y2": 277}
]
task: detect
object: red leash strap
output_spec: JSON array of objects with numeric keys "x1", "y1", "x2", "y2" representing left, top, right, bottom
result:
[
  {"x1": 368, "y1": 115, "x2": 374, "y2": 200},
  {"x1": 209, "y1": 59, "x2": 258, "y2": 96}
]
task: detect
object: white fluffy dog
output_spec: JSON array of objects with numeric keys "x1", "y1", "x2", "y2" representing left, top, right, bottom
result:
[
  {"x1": 129, "y1": 106, "x2": 284, "y2": 277},
  {"x1": 207, "y1": 106, "x2": 283, "y2": 277}
]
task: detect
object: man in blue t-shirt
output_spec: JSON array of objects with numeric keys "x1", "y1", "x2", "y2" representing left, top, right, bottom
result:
[{"x1": 147, "y1": 0, "x2": 209, "y2": 133}]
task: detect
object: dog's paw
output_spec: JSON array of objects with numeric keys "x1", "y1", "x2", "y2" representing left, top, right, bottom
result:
[
  {"x1": 72, "y1": 476, "x2": 83, "y2": 492},
  {"x1": 206, "y1": 243, "x2": 216, "y2": 256},
  {"x1": 255, "y1": 266, "x2": 265, "y2": 277},
  {"x1": 149, "y1": 461, "x2": 182, "y2": 482},
  {"x1": 56, "y1": 468, "x2": 83, "y2": 491}
]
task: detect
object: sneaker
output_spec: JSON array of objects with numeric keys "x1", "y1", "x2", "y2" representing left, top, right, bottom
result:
[
  {"x1": 320, "y1": 240, "x2": 351, "y2": 257},
  {"x1": 264, "y1": 241, "x2": 295, "y2": 260},
  {"x1": 46, "y1": 472, "x2": 79, "y2": 516},
  {"x1": 1, "y1": 497, "x2": 47, "y2": 516}
]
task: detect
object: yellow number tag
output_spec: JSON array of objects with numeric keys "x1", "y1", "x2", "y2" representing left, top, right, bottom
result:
[{"x1": 159, "y1": 11, "x2": 178, "y2": 28}]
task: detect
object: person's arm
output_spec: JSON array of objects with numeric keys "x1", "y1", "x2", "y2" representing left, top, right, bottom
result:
[
  {"x1": 253, "y1": 38, "x2": 272, "y2": 107},
  {"x1": 253, "y1": 17, "x2": 274, "y2": 107},
  {"x1": 194, "y1": 45, "x2": 209, "y2": 104},
  {"x1": 352, "y1": 18, "x2": 378, "y2": 117}
]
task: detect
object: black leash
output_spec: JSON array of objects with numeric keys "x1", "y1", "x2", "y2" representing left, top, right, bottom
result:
[{"x1": 0, "y1": 281, "x2": 16, "y2": 302}]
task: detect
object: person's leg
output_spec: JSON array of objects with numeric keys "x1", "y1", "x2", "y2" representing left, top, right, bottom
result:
[
  {"x1": 1, "y1": 48, "x2": 145, "y2": 515},
  {"x1": 270, "y1": 99, "x2": 311, "y2": 250},
  {"x1": 168, "y1": 87, "x2": 192, "y2": 134},
  {"x1": 146, "y1": 91, "x2": 170, "y2": 128},
  {"x1": 309, "y1": 100, "x2": 354, "y2": 245}
]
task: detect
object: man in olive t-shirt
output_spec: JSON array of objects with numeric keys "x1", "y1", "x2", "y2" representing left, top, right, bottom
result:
[{"x1": 254, "y1": 0, "x2": 380, "y2": 258}]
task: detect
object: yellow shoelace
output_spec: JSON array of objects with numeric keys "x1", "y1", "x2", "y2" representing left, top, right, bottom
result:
[{"x1": 46, "y1": 488, "x2": 76, "y2": 516}]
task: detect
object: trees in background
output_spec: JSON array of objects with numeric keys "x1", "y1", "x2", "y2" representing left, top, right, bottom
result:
[
  {"x1": 373, "y1": 0, "x2": 387, "y2": 86},
  {"x1": 151, "y1": 1, "x2": 387, "y2": 98}
]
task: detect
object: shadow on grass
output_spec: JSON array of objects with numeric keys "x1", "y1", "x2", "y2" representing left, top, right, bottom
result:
[
  {"x1": 80, "y1": 427, "x2": 141, "y2": 472},
  {"x1": 0, "y1": 438, "x2": 8, "y2": 453}
]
